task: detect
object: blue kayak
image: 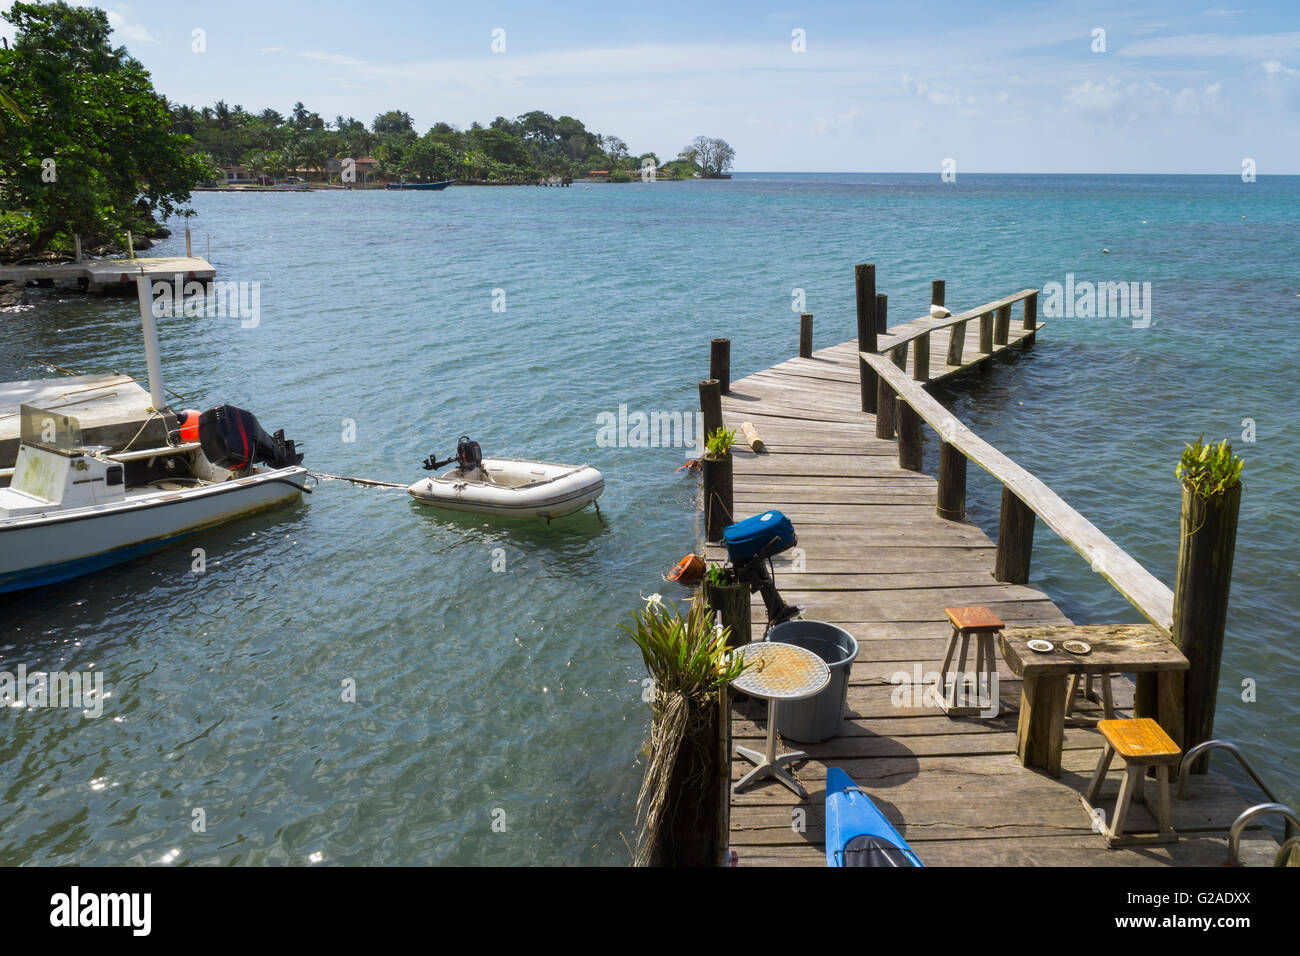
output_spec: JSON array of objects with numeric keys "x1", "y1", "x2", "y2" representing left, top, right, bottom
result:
[{"x1": 825, "y1": 767, "x2": 923, "y2": 867}]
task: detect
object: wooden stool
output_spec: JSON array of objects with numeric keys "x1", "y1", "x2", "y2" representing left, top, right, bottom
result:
[
  {"x1": 939, "y1": 606, "x2": 1003, "y2": 716},
  {"x1": 1082, "y1": 718, "x2": 1180, "y2": 846},
  {"x1": 1066, "y1": 672, "x2": 1116, "y2": 718}
]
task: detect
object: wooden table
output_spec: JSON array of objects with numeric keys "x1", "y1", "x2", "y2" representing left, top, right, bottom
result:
[{"x1": 999, "y1": 624, "x2": 1188, "y2": 777}]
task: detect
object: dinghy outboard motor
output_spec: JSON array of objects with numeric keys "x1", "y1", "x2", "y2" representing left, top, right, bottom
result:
[
  {"x1": 422, "y1": 435, "x2": 483, "y2": 474},
  {"x1": 722, "y1": 510, "x2": 803, "y2": 630},
  {"x1": 176, "y1": 404, "x2": 304, "y2": 471}
]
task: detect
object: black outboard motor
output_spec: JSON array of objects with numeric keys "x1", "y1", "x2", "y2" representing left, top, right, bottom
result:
[
  {"x1": 422, "y1": 435, "x2": 483, "y2": 472},
  {"x1": 181, "y1": 404, "x2": 304, "y2": 471},
  {"x1": 721, "y1": 510, "x2": 803, "y2": 630}
]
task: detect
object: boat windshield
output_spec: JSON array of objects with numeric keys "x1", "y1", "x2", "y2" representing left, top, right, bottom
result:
[{"x1": 19, "y1": 403, "x2": 83, "y2": 453}]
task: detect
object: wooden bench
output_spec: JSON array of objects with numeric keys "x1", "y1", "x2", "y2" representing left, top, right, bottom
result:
[{"x1": 1082, "y1": 718, "x2": 1181, "y2": 846}]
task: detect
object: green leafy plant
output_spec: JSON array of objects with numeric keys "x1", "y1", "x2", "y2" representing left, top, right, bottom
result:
[
  {"x1": 621, "y1": 595, "x2": 748, "y2": 866},
  {"x1": 704, "y1": 563, "x2": 735, "y2": 587},
  {"x1": 704, "y1": 426, "x2": 736, "y2": 459},
  {"x1": 1176, "y1": 435, "x2": 1244, "y2": 498}
]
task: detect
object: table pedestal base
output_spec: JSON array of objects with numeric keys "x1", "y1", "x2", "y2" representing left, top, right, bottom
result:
[{"x1": 734, "y1": 746, "x2": 809, "y2": 798}]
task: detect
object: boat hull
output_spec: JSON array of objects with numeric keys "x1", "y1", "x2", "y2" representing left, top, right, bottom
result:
[
  {"x1": 0, "y1": 467, "x2": 306, "y2": 593},
  {"x1": 385, "y1": 181, "x2": 453, "y2": 191},
  {"x1": 825, "y1": 767, "x2": 924, "y2": 867},
  {"x1": 407, "y1": 458, "x2": 603, "y2": 519}
]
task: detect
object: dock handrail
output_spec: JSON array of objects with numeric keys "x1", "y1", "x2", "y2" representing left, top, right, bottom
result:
[
  {"x1": 1228, "y1": 804, "x2": 1300, "y2": 866},
  {"x1": 877, "y1": 288, "x2": 1039, "y2": 351},
  {"x1": 1177, "y1": 739, "x2": 1294, "y2": 841},
  {"x1": 862, "y1": 350, "x2": 1175, "y2": 633}
]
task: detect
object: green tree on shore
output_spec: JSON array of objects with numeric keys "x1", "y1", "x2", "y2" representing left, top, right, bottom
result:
[{"x1": 0, "y1": 1, "x2": 209, "y2": 256}]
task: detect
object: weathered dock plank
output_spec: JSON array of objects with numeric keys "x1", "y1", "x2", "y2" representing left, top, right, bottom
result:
[{"x1": 716, "y1": 311, "x2": 1276, "y2": 868}]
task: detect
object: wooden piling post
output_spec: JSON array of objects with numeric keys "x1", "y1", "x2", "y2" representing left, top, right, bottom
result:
[
  {"x1": 936, "y1": 442, "x2": 966, "y2": 520},
  {"x1": 897, "y1": 400, "x2": 922, "y2": 471},
  {"x1": 702, "y1": 452, "x2": 734, "y2": 543},
  {"x1": 1022, "y1": 290, "x2": 1038, "y2": 330},
  {"x1": 126, "y1": 230, "x2": 134, "y2": 259},
  {"x1": 799, "y1": 313, "x2": 813, "y2": 358},
  {"x1": 185, "y1": 227, "x2": 192, "y2": 258},
  {"x1": 1173, "y1": 481, "x2": 1242, "y2": 771},
  {"x1": 876, "y1": 293, "x2": 888, "y2": 334},
  {"x1": 913, "y1": 331, "x2": 931, "y2": 382},
  {"x1": 74, "y1": 234, "x2": 83, "y2": 263},
  {"x1": 710, "y1": 338, "x2": 731, "y2": 394},
  {"x1": 994, "y1": 304, "x2": 1011, "y2": 345},
  {"x1": 931, "y1": 280, "x2": 945, "y2": 308},
  {"x1": 699, "y1": 379, "x2": 722, "y2": 446},
  {"x1": 855, "y1": 264, "x2": 878, "y2": 413},
  {"x1": 979, "y1": 311, "x2": 993, "y2": 354},
  {"x1": 995, "y1": 487, "x2": 1035, "y2": 584},
  {"x1": 704, "y1": 577, "x2": 752, "y2": 647}
]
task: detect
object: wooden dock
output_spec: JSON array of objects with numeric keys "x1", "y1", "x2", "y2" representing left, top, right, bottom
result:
[
  {"x1": 0, "y1": 256, "x2": 214, "y2": 293},
  {"x1": 705, "y1": 285, "x2": 1283, "y2": 867}
]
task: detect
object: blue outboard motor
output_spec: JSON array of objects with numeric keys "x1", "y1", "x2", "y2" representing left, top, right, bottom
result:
[{"x1": 722, "y1": 510, "x2": 802, "y2": 629}]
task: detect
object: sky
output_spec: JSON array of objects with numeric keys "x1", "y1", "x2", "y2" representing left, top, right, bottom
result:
[{"x1": 3, "y1": 0, "x2": 1298, "y2": 173}]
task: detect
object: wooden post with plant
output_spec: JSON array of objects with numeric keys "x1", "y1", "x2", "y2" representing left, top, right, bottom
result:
[
  {"x1": 855, "y1": 264, "x2": 877, "y2": 413},
  {"x1": 1171, "y1": 436, "x2": 1243, "y2": 771},
  {"x1": 703, "y1": 563, "x2": 751, "y2": 647},
  {"x1": 710, "y1": 338, "x2": 731, "y2": 395},
  {"x1": 799, "y1": 313, "x2": 813, "y2": 358},
  {"x1": 622, "y1": 597, "x2": 748, "y2": 866},
  {"x1": 702, "y1": 426, "x2": 736, "y2": 543}
]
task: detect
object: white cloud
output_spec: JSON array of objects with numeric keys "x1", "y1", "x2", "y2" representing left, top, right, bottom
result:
[{"x1": 1065, "y1": 76, "x2": 1227, "y2": 121}]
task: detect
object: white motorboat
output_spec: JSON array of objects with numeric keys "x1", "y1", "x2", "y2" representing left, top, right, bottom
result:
[
  {"x1": 0, "y1": 403, "x2": 306, "y2": 593},
  {"x1": 0, "y1": 275, "x2": 306, "y2": 593},
  {"x1": 407, "y1": 437, "x2": 603, "y2": 519}
]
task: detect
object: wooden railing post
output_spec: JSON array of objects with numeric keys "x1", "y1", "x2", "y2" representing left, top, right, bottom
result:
[
  {"x1": 978, "y1": 311, "x2": 993, "y2": 354},
  {"x1": 913, "y1": 331, "x2": 930, "y2": 382},
  {"x1": 994, "y1": 303, "x2": 1011, "y2": 345},
  {"x1": 931, "y1": 280, "x2": 945, "y2": 309},
  {"x1": 856, "y1": 264, "x2": 878, "y2": 413},
  {"x1": 945, "y1": 320, "x2": 968, "y2": 366},
  {"x1": 710, "y1": 338, "x2": 731, "y2": 394},
  {"x1": 875, "y1": 379, "x2": 895, "y2": 439},
  {"x1": 897, "y1": 400, "x2": 922, "y2": 471},
  {"x1": 936, "y1": 442, "x2": 966, "y2": 520},
  {"x1": 1022, "y1": 290, "x2": 1038, "y2": 330},
  {"x1": 995, "y1": 487, "x2": 1035, "y2": 583},
  {"x1": 799, "y1": 313, "x2": 813, "y2": 358},
  {"x1": 1173, "y1": 481, "x2": 1242, "y2": 771},
  {"x1": 876, "y1": 293, "x2": 888, "y2": 334}
]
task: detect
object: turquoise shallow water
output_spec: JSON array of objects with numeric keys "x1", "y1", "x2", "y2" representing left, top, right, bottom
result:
[{"x1": 0, "y1": 173, "x2": 1296, "y2": 864}]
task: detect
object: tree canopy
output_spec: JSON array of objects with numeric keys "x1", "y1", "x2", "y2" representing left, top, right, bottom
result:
[{"x1": 0, "y1": 1, "x2": 211, "y2": 256}]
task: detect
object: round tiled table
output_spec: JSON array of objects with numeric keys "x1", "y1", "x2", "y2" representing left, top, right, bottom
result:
[{"x1": 731, "y1": 641, "x2": 830, "y2": 798}]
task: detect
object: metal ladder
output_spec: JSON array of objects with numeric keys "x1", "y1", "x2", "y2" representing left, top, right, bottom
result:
[{"x1": 1176, "y1": 739, "x2": 1298, "y2": 866}]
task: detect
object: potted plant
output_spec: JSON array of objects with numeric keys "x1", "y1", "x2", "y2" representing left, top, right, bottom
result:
[
  {"x1": 701, "y1": 426, "x2": 736, "y2": 543},
  {"x1": 622, "y1": 595, "x2": 748, "y2": 866},
  {"x1": 701, "y1": 562, "x2": 751, "y2": 648},
  {"x1": 1168, "y1": 436, "x2": 1244, "y2": 766}
]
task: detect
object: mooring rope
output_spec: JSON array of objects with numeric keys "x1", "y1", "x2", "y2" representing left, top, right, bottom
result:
[{"x1": 311, "y1": 472, "x2": 407, "y2": 489}]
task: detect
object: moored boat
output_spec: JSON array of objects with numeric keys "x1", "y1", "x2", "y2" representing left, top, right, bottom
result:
[
  {"x1": 407, "y1": 436, "x2": 603, "y2": 519},
  {"x1": 0, "y1": 403, "x2": 306, "y2": 592},
  {"x1": 384, "y1": 180, "x2": 454, "y2": 191}
]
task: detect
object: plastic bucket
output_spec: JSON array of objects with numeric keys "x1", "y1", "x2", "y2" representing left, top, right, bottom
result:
[{"x1": 768, "y1": 620, "x2": 858, "y2": 743}]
